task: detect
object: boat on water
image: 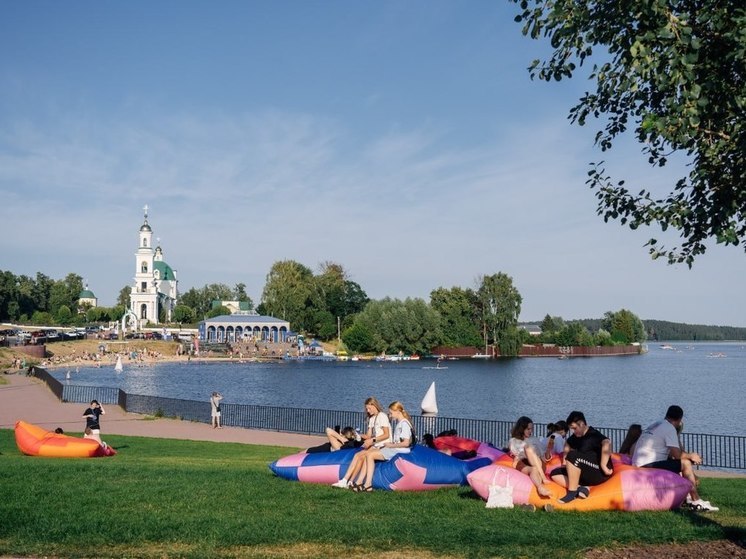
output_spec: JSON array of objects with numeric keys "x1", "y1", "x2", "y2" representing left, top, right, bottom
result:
[
  {"x1": 114, "y1": 355, "x2": 123, "y2": 372},
  {"x1": 420, "y1": 381, "x2": 438, "y2": 415},
  {"x1": 660, "y1": 344, "x2": 674, "y2": 350}
]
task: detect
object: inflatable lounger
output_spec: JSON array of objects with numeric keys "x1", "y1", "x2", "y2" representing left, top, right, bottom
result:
[
  {"x1": 434, "y1": 434, "x2": 506, "y2": 461},
  {"x1": 15, "y1": 420, "x2": 116, "y2": 458},
  {"x1": 467, "y1": 458, "x2": 692, "y2": 512},
  {"x1": 270, "y1": 445, "x2": 492, "y2": 491}
]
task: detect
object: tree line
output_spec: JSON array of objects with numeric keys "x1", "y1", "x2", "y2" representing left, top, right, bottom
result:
[{"x1": 5, "y1": 265, "x2": 733, "y2": 354}]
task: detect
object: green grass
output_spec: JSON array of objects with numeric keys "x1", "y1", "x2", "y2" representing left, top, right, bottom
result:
[{"x1": 0, "y1": 430, "x2": 744, "y2": 559}]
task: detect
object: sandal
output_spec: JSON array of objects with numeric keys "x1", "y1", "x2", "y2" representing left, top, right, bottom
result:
[
  {"x1": 577, "y1": 486, "x2": 590, "y2": 499},
  {"x1": 355, "y1": 485, "x2": 373, "y2": 492}
]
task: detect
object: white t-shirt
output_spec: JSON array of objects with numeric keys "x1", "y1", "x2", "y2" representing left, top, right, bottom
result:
[
  {"x1": 632, "y1": 419, "x2": 679, "y2": 466},
  {"x1": 368, "y1": 412, "x2": 392, "y2": 447}
]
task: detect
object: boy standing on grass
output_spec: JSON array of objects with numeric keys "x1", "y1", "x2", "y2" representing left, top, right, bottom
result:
[{"x1": 82, "y1": 400, "x2": 105, "y2": 444}]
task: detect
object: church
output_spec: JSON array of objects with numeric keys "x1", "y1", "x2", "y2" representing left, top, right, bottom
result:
[{"x1": 129, "y1": 206, "x2": 178, "y2": 325}]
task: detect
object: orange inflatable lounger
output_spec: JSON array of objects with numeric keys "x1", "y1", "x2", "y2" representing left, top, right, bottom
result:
[{"x1": 14, "y1": 420, "x2": 115, "y2": 458}]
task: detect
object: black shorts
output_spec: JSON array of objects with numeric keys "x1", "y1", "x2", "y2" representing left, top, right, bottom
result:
[
  {"x1": 641, "y1": 459, "x2": 682, "y2": 474},
  {"x1": 551, "y1": 450, "x2": 611, "y2": 486}
]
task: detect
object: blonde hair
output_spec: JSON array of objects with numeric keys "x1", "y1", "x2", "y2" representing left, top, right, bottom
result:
[
  {"x1": 364, "y1": 397, "x2": 385, "y2": 415},
  {"x1": 388, "y1": 400, "x2": 411, "y2": 423}
]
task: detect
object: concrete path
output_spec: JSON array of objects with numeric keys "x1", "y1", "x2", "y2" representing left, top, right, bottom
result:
[{"x1": 0, "y1": 371, "x2": 325, "y2": 449}]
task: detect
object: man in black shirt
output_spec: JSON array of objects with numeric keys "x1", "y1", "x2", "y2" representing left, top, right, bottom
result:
[{"x1": 550, "y1": 410, "x2": 613, "y2": 503}]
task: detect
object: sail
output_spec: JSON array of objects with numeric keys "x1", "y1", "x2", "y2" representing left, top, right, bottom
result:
[
  {"x1": 114, "y1": 355, "x2": 123, "y2": 372},
  {"x1": 420, "y1": 381, "x2": 438, "y2": 415}
]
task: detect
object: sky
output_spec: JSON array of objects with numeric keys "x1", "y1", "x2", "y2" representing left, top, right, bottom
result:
[{"x1": 1, "y1": 1, "x2": 744, "y2": 327}]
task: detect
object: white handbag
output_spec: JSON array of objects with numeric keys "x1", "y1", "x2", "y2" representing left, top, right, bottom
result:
[{"x1": 486, "y1": 467, "x2": 514, "y2": 509}]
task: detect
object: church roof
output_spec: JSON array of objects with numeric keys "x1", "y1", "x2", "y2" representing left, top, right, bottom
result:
[
  {"x1": 200, "y1": 314, "x2": 289, "y2": 325},
  {"x1": 140, "y1": 220, "x2": 152, "y2": 232},
  {"x1": 79, "y1": 289, "x2": 96, "y2": 299},
  {"x1": 153, "y1": 260, "x2": 176, "y2": 280}
]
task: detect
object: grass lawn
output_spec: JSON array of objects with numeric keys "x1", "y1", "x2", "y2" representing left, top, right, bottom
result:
[{"x1": 1, "y1": 430, "x2": 744, "y2": 559}]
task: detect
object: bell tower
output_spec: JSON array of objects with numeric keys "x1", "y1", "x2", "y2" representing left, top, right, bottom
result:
[{"x1": 130, "y1": 205, "x2": 158, "y2": 325}]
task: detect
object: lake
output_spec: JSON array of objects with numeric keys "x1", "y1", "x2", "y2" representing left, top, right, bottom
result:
[{"x1": 53, "y1": 342, "x2": 746, "y2": 436}]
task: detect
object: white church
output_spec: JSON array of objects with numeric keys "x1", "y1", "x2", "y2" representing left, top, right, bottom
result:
[{"x1": 129, "y1": 206, "x2": 178, "y2": 326}]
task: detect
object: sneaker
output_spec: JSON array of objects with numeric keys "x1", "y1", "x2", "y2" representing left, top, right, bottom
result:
[
  {"x1": 331, "y1": 479, "x2": 350, "y2": 489},
  {"x1": 691, "y1": 499, "x2": 719, "y2": 512}
]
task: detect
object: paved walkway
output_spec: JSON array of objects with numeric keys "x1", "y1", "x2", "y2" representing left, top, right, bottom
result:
[
  {"x1": 0, "y1": 372, "x2": 325, "y2": 449},
  {"x1": 2, "y1": 371, "x2": 744, "y2": 478}
]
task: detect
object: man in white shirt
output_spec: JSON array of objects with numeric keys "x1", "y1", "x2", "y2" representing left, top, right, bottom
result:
[{"x1": 632, "y1": 405, "x2": 717, "y2": 512}]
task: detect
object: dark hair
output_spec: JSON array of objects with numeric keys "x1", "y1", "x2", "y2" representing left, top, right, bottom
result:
[
  {"x1": 555, "y1": 420, "x2": 568, "y2": 433},
  {"x1": 90, "y1": 399, "x2": 99, "y2": 406},
  {"x1": 423, "y1": 433, "x2": 437, "y2": 449},
  {"x1": 511, "y1": 416, "x2": 533, "y2": 440},
  {"x1": 619, "y1": 424, "x2": 642, "y2": 455},
  {"x1": 546, "y1": 422, "x2": 558, "y2": 435},
  {"x1": 54, "y1": 427, "x2": 64, "y2": 434},
  {"x1": 341, "y1": 426, "x2": 356, "y2": 440},
  {"x1": 566, "y1": 411, "x2": 586, "y2": 425},
  {"x1": 665, "y1": 405, "x2": 684, "y2": 421}
]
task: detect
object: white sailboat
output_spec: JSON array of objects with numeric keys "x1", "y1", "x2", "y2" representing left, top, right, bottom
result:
[
  {"x1": 420, "y1": 381, "x2": 438, "y2": 415},
  {"x1": 114, "y1": 355, "x2": 123, "y2": 373}
]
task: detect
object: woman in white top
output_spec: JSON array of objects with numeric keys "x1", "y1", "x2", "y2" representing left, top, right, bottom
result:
[
  {"x1": 351, "y1": 401, "x2": 413, "y2": 492},
  {"x1": 508, "y1": 416, "x2": 551, "y2": 497},
  {"x1": 332, "y1": 397, "x2": 391, "y2": 489}
]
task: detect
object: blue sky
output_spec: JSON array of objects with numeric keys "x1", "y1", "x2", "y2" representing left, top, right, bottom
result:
[{"x1": 1, "y1": 1, "x2": 744, "y2": 327}]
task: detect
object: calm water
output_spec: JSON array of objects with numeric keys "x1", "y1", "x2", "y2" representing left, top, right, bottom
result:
[{"x1": 53, "y1": 342, "x2": 746, "y2": 436}]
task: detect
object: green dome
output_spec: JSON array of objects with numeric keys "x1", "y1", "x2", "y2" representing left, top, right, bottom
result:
[
  {"x1": 153, "y1": 261, "x2": 176, "y2": 280},
  {"x1": 79, "y1": 289, "x2": 96, "y2": 299}
]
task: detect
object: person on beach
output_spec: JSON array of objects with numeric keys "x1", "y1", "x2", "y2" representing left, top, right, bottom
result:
[
  {"x1": 82, "y1": 400, "x2": 105, "y2": 444},
  {"x1": 632, "y1": 405, "x2": 718, "y2": 511},
  {"x1": 210, "y1": 392, "x2": 223, "y2": 428},
  {"x1": 550, "y1": 411, "x2": 613, "y2": 503},
  {"x1": 306, "y1": 426, "x2": 363, "y2": 454},
  {"x1": 338, "y1": 401, "x2": 414, "y2": 492},
  {"x1": 508, "y1": 416, "x2": 552, "y2": 497},
  {"x1": 332, "y1": 397, "x2": 391, "y2": 489}
]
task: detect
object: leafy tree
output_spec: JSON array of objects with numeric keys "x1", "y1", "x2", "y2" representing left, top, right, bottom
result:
[
  {"x1": 110, "y1": 305, "x2": 125, "y2": 322},
  {"x1": 117, "y1": 286, "x2": 131, "y2": 309},
  {"x1": 261, "y1": 260, "x2": 314, "y2": 327},
  {"x1": 233, "y1": 283, "x2": 254, "y2": 309},
  {"x1": 512, "y1": 0, "x2": 746, "y2": 265},
  {"x1": 56, "y1": 305, "x2": 73, "y2": 325},
  {"x1": 31, "y1": 311, "x2": 53, "y2": 325},
  {"x1": 0, "y1": 270, "x2": 18, "y2": 319},
  {"x1": 476, "y1": 273, "x2": 522, "y2": 350},
  {"x1": 429, "y1": 286, "x2": 482, "y2": 347},
  {"x1": 172, "y1": 304, "x2": 196, "y2": 324},
  {"x1": 602, "y1": 309, "x2": 647, "y2": 343},
  {"x1": 347, "y1": 298, "x2": 443, "y2": 355},
  {"x1": 48, "y1": 274, "x2": 83, "y2": 316},
  {"x1": 206, "y1": 305, "x2": 231, "y2": 319},
  {"x1": 86, "y1": 307, "x2": 111, "y2": 324},
  {"x1": 497, "y1": 326, "x2": 524, "y2": 357},
  {"x1": 341, "y1": 322, "x2": 375, "y2": 353},
  {"x1": 179, "y1": 283, "x2": 235, "y2": 319},
  {"x1": 540, "y1": 314, "x2": 565, "y2": 334}
]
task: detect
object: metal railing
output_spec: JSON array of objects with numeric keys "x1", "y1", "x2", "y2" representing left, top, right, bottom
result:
[{"x1": 32, "y1": 368, "x2": 746, "y2": 471}]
